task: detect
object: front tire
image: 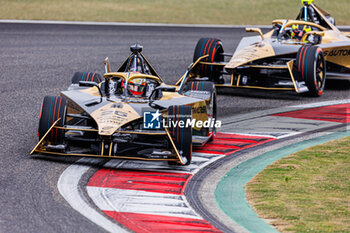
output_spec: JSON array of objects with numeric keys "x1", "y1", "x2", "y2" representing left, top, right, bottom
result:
[
  {"x1": 168, "y1": 105, "x2": 192, "y2": 166},
  {"x1": 71, "y1": 72, "x2": 102, "y2": 84},
  {"x1": 296, "y1": 46, "x2": 326, "y2": 97},
  {"x1": 38, "y1": 96, "x2": 67, "y2": 144},
  {"x1": 193, "y1": 38, "x2": 224, "y2": 83}
]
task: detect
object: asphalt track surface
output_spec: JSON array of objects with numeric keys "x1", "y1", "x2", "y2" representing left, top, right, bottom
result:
[{"x1": 0, "y1": 23, "x2": 349, "y2": 233}]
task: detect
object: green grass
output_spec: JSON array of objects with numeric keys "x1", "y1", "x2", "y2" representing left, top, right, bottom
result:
[
  {"x1": 246, "y1": 137, "x2": 350, "y2": 232},
  {"x1": 1, "y1": 0, "x2": 350, "y2": 25}
]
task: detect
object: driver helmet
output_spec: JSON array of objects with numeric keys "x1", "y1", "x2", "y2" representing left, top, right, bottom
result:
[
  {"x1": 127, "y1": 78, "x2": 147, "y2": 97},
  {"x1": 291, "y1": 24, "x2": 312, "y2": 41}
]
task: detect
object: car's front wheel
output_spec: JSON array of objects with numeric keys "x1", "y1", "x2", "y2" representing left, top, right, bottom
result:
[
  {"x1": 167, "y1": 105, "x2": 192, "y2": 166},
  {"x1": 296, "y1": 46, "x2": 326, "y2": 97},
  {"x1": 38, "y1": 96, "x2": 67, "y2": 144},
  {"x1": 71, "y1": 72, "x2": 102, "y2": 84},
  {"x1": 193, "y1": 38, "x2": 224, "y2": 83}
]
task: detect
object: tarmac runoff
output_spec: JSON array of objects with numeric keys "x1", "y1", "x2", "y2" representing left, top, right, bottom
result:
[{"x1": 216, "y1": 130, "x2": 350, "y2": 233}]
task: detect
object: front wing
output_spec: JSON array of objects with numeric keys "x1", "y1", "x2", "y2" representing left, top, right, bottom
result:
[
  {"x1": 181, "y1": 56, "x2": 309, "y2": 94},
  {"x1": 31, "y1": 119, "x2": 187, "y2": 165}
]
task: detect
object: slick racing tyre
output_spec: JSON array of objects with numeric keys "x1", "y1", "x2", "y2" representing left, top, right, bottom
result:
[
  {"x1": 193, "y1": 38, "x2": 224, "y2": 83},
  {"x1": 38, "y1": 96, "x2": 67, "y2": 144},
  {"x1": 296, "y1": 46, "x2": 326, "y2": 97},
  {"x1": 184, "y1": 81, "x2": 217, "y2": 140},
  {"x1": 168, "y1": 105, "x2": 192, "y2": 166},
  {"x1": 184, "y1": 81, "x2": 215, "y2": 94},
  {"x1": 71, "y1": 72, "x2": 102, "y2": 84}
]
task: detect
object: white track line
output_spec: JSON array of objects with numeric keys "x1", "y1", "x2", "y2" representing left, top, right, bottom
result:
[
  {"x1": 57, "y1": 157, "x2": 128, "y2": 233},
  {"x1": 1, "y1": 19, "x2": 349, "y2": 29},
  {"x1": 290, "y1": 99, "x2": 350, "y2": 108},
  {"x1": 0, "y1": 19, "x2": 269, "y2": 28}
]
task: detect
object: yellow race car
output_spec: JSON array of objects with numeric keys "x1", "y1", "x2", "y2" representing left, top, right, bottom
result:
[
  {"x1": 31, "y1": 45, "x2": 217, "y2": 166},
  {"x1": 179, "y1": 0, "x2": 350, "y2": 97}
]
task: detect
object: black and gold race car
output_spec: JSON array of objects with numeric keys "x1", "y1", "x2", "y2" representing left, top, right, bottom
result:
[
  {"x1": 178, "y1": 0, "x2": 350, "y2": 97},
  {"x1": 31, "y1": 45, "x2": 217, "y2": 166}
]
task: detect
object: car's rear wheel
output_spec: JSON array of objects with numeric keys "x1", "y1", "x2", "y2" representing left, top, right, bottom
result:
[
  {"x1": 38, "y1": 96, "x2": 67, "y2": 144},
  {"x1": 296, "y1": 46, "x2": 326, "y2": 97},
  {"x1": 193, "y1": 38, "x2": 224, "y2": 83},
  {"x1": 71, "y1": 72, "x2": 102, "y2": 84},
  {"x1": 184, "y1": 81, "x2": 217, "y2": 140},
  {"x1": 167, "y1": 105, "x2": 192, "y2": 166}
]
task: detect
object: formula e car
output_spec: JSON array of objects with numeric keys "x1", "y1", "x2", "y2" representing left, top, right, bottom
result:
[
  {"x1": 31, "y1": 45, "x2": 217, "y2": 166},
  {"x1": 178, "y1": 0, "x2": 350, "y2": 97}
]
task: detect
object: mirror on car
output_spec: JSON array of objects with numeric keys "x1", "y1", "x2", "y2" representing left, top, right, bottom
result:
[
  {"x1": 79, "y1": 81, "x2": 103, "y2": 97},
  {"x1": 149, "y1": 86, "x2": 176, "y2": 101}
]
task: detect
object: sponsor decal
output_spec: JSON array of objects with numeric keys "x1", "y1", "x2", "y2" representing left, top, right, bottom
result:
[
  {"x1": 184, "y1": 90, "x2": 211, "y2": 100},
  {"x1": 323, "y1": 49, "x2": 350, "y2": 57},
  {"x1": 97, "y1": 110, "x2": 128, "y2": 125},
  {"x1": 192, "y1": 106, "x2": 207, "y2": 114},
  {"x1": 237, "y1": 47, "x2": 259, "y2": 62}
]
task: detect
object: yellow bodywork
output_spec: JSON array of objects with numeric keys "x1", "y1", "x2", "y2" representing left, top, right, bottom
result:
[
  {"x1": 226, "y1": 42, "x2": 275, "y2": 70},
  {"x1": 90, "y1": 102, "x2": 141, "y2": 136}
]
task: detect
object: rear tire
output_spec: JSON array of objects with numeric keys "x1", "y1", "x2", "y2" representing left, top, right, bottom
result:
[
  {"x1": 167, "y1": 105, "x2": 192, "y2": 166},
  {"x1": 184, "y1": 81, "x2": 215, "y2": 93},
  {"x1": 193, "y1": 38, "x2": 224, "y2": 83},
  {"x1": 296, "y1": 46, "x2": 326, "y2": 97},
  {"x1": 71, "y1": 72, "x2": 102, "y2": 84},
  {"x1": 38, "y1": 96, "x2": 67, "y2": 144}
]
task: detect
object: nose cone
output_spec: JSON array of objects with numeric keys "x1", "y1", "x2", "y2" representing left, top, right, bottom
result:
[
  {"x1": 90, "y1": 102, "x2": 141, "y2": 136},
  {"x1": 225, "y1": 42, "x2": 275, "y2": 70}
]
